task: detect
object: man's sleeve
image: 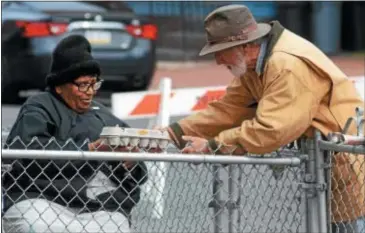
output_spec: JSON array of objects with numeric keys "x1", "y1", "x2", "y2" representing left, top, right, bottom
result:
[
  {"x1": 213, "y1": 69, "x2": 331, "y2": 154},
  {"x1": 168, "y1": 77, "x2": 257, "y2": 148}
]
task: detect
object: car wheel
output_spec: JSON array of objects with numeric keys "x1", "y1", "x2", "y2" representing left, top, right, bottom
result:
[
  {"x1": 131, "y1": 74, "x2": 151, "y2": 91},
  {"x1": 132, "y1": 64, "x2": 156, "y2": 91}
]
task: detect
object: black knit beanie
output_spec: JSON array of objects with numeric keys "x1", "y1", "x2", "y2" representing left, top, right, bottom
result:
[{"x1": 45, "y1": 34, "x2": 101, "y2": 87}]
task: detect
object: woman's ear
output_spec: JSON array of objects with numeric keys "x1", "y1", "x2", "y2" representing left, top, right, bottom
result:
[{"x1": 55, "y1": 86, "x2": 62, "y2": 94}]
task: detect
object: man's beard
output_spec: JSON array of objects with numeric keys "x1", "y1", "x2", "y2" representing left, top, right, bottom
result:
[{"x1": 227, "y1": 53, "x2": 247, "y2": 78}]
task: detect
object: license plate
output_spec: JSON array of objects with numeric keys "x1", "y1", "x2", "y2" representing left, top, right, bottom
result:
[{"x1": 85, "y1": 30, "x2": 112, "y2": 45}]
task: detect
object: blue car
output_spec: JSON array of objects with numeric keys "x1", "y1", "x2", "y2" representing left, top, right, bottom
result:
[{"x1": 1, "y1": 1, "x2": 157, "y2": 104}]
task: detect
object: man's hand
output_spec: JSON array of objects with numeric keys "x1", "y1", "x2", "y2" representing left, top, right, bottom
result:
[
  {"x1": 181, "y1": 136, "x2": 211, "y2": 154},
  {"x1": 219, "y1": 144, "x2": 247, "y2": 155},
  {"x1": 181, "y1": 136, "x2": 247, "y2": 155}
]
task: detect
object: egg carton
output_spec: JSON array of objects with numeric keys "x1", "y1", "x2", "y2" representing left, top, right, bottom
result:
[{"x1": 100, "y1": 125, "x2": 171, "y2": 149}]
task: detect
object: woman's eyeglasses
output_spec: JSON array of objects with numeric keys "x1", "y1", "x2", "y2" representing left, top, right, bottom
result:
[{"x1": 72, "y1": 80, "x2": 104, "y2": 92}]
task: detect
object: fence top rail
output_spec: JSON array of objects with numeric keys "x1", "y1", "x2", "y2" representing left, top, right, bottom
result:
[
  {"x1": 317, "y1": 139, "x2": 365, "y2": 154},
  {"x1": 1, "y1": 149, "x2": 303, "y2": 166}
]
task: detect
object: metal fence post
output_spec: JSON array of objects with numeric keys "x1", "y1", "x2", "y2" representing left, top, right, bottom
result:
[
  {"x1": 314, "y1": 131, "x2": 329, "y2": 233},
  {"x1": 303, "y1": 138, "x2": 320, "y2": 233},
  {"x1": 226, "y1": 165, "x2": 241, "y2": 233},
  {"x1": 210, "y1": 165, "x2": 244, "y2": 233},
  {"x1": 210, "y1": 165, "x2": 224, "y2": 233},
  {"x1": 227, "y1": 165, "x2": 234, "y2": 233},
  {"x1": 236, "y1": 164, "x2": 243, "y2": 232}
]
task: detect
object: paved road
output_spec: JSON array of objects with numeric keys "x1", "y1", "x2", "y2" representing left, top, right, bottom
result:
[{"x1": 1, "y1": 105, "x2": 305, "y2": 232}]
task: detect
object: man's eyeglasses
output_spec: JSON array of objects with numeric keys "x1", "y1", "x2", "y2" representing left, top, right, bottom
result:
[{"x1": 72, "y1": 80, "x2": 104, "y2": 92}]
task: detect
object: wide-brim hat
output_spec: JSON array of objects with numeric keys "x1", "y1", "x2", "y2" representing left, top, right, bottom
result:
[{"x1": 199, "y1": 4, "x2": 272, "y2": 56}]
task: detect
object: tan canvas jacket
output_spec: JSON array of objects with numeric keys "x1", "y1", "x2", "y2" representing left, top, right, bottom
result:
[{"x1": 169, "y1": 21, "x2": 365, "y2": 222}]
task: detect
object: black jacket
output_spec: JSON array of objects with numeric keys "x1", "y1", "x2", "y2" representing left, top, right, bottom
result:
[{"x1": 3, "y1": 91, "x2": 148, "y2": 216}]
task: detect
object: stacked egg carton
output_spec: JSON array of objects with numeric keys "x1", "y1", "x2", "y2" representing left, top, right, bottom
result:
[{"x1": 100, "y1": 125, "x2": 171, "y2": 149}]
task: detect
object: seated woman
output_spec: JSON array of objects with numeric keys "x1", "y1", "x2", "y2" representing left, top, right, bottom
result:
[{"x1": 2, "y1": 35, "x2": 147, "y2": 233}]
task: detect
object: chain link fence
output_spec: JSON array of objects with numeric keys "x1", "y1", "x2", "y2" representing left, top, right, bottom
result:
[
  {"x1": 1, "y1": 107, "x2": 364, "y2": 233},
  {"x1": 327, "y1": 150, "x2": 365, "y2": 233},
  {"x1": 2, "y1": 133, "x2": 306, "y2": 233},
  {"x1": 316, "y1": 107, "x2": 365, "y2": 233}
]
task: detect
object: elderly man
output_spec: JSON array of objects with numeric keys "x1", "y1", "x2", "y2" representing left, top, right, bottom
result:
[
  {"x1": 2, "y1": 35, "x2": 147, "y2": 233},
  {"x1": 163, "y1": 4, "x2": 364, "y2": 233}
]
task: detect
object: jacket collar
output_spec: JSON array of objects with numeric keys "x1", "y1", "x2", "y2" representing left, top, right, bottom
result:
[
  {"x1": 256, "y1": 20, "x2": 285, "y2": 76},
  {"x1": 255, "y1": 38, "x2": 268, "y2": 75}
]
